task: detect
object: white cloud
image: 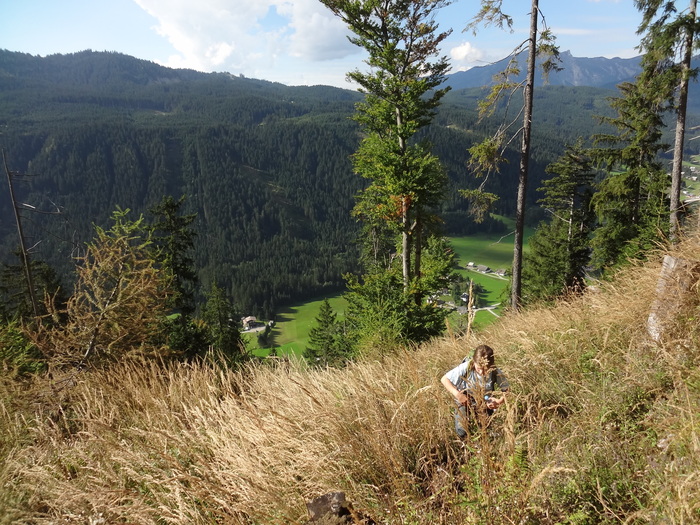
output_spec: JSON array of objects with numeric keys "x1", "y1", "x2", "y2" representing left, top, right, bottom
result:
[
  {"x1": 131, "y1": 0, "x2": 355, "y2": 82},
  {"x1": 449, "y1": 41, "x2": 485, "y2": 70},
  {"x1": 134, "y1": 0, "x2": 270, "y2": 71},
  {"x1": 276, "y1": 1, "x2": 356, "y2": 61}
]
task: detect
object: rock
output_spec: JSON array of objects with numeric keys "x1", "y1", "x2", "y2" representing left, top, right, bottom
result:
[
  {"x1": 647, "y1": 255, "x2": 700, "y2": 341},
  {"x1": 305, "y1": 492, "x2": 375, "y2": 524}
]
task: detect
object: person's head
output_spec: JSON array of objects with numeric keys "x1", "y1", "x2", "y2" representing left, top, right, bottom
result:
[{"x1": 471, "y1": 344, "x2": 495, "y2": 375}]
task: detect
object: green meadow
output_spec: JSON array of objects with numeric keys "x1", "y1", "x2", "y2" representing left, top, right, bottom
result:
[
  {"x1": 683, "y1": 156, "x2": 700, "y2": 197},
  {"x1": 257, "y1": 219, "x2": 534, "y2": 355},
  {"x1": 449, "y1": 231, "x2": 518, "y2": 329},
  {"x1": 249, "y1": 295, "x2": 349, "y2": 356},
  {"x1": 448, "y1": 218, "x2": 535, "y2": 325}
]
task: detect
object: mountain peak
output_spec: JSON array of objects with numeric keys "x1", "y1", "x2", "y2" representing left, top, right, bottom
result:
[{"x1": 445, "y1": 51, "x2": 642, "y2": 90}]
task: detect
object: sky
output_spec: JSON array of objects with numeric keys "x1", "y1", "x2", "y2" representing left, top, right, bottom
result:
[{"x1": 1, "y1": 0, "x2": 643, "y2": 89}]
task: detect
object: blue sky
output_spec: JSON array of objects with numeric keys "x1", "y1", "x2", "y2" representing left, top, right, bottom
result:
[{"x1": 1, "y1": 0, "x2": 643, "y2": 88}]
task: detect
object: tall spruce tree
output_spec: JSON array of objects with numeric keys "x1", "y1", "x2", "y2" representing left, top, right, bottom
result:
[
  {"x1": 149, "y1": 196, "x2": 197, "y2": 316},
  {"x1": 522, "y1": 141, "x2": 596, "y2": 303},
  {"x1": 320, "y1": 0, "x2": 455, "y2": 352},
  {"x1": 148, "y1": 196, "x2": 204, "y2": 356},
  {"x1": 591, "y1": 79, "x2": 670, "y2": 270}
]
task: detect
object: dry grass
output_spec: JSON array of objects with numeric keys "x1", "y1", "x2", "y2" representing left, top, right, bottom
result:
[{"x1": 2, "y1": 233, "x2": 700, "y2": 524}]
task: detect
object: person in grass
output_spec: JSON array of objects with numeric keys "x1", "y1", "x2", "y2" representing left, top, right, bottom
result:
[{"x1": 440, "y1": 344, "x2": 509, "y2": 438}]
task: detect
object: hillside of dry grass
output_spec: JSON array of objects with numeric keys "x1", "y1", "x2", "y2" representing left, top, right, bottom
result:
[{"x1": 1, "y1": 233, "x2": 699, "y2": 524}]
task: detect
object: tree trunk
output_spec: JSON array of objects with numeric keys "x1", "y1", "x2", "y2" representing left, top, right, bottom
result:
[
  {"x1": 3, "y1": 150, "x2": 39, "y2": 319},
  {"x1": 669, "y1": 0, "x2": 696, "y2": 242},
  {"x1": 402, "y1": 201, "x2": 411, "y2": 291},
  {"x1": 413, "y1": 215, "x2": 422, "y2": 305},
  {"x1": 511, "y1": 0, "x2": 538, "y2": 311},
  {"x1": 396, "y1": 106, "x2": 412, "y2": 290}
]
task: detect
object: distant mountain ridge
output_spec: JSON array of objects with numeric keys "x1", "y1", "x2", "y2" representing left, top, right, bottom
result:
[{"x1": 445, "y1": 50, "x2": 642, "y2": 90}]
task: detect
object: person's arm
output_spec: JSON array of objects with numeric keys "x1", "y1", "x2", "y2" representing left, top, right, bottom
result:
[
  {"x1": 441, "y1": 374, "x2": 469, "y2": 405},
  {"x1": 486, "y1": 390, "x2": 507, "y2": 409},
  {"x1": 486, "y1": 369, "x2": 509, "y2": 409}
]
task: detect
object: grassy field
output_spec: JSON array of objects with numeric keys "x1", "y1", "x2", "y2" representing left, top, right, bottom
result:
[
  {"x1": 8, "y1": 234, "x2": 699, "y2": 523},
  {"x1": 448, "y1": 219, "x2": 535, "y2": 327},
  {"x1": 249, "y1": 294, "x2": 348, "y2": 356},
  {"x1": 449, "y1": 232, "x2": 517, "y2": 270},
  {"x1": 258, "y1": 220, "x2": 534, "y2": 355},
  {"x1": 683, "y1": 156, "x2": 700, "y2": 197}
]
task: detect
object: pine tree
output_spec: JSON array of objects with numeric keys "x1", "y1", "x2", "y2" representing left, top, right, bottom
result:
[
  {"x1": 522, "y1": 141, "x2": 595, "y2": 303},
  {"x1": 26, "y1": 208, "x2": 172, "y2": 370},
  {"x1": 149, "y1": 195, "x2": 197, "y2": 316},
  {"x1": 202, "y1": 283, "x2": 246, "y2": 366},
  {"x1": 304, "y1": 298, "x2": 350, "y2": 367},
  {"x1": 635, "y1": 0, "x2": 699, "y2": 241},
  {"x1": 591, "y1": 79, "x2": 670, "y2": 270},
  {"x1": 343, "y1": 236, "x2": 455, "y2": 353},
  {"x1": 148, "y1": 196, "x2": 203, "y2": 356},
  {"x1": 320, "y1": 0, "x2": 455, "y2": 352}
]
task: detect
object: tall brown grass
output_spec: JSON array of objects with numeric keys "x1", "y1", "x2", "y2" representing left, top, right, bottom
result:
[{"x1": 2, "y1": 233, "x2": 699, "y2": 524}]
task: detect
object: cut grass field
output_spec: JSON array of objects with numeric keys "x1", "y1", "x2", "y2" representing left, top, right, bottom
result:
[
  {"x1": 682, "y1": 157, "x2": 700, "y2": 197},
  {"x1": 260, "y1": 221, "x2": 535, "y2": 355},
  {"x1": 448, "y1": 220, "x2": 535, "y2": 325},
  {"x1": 250, "y1": 295, "x2": 348, "y2": 356}
]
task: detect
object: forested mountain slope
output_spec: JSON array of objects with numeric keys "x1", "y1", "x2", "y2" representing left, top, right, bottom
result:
[{"x1": 1, "y1": 50, "x2": 697, "y2": 316}]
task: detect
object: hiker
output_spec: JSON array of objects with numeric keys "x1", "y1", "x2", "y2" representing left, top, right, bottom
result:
[{"x1": 440, "y1": 344, "x2": 509, "y2": 438}]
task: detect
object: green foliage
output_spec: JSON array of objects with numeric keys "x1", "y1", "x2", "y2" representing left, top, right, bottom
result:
[
  {"x1": 304, "y1": 298, "x2": 352, "y2": 367},
  {"x1": 535, "y1": 28, "x2": 563, "y2": 82},
  {"x1": 548, "y1": 458, "x2": 648, "y2": 523},
  {"x1": 466, "y1": 0, "x2": 513, "y2": 32},
  {"x1": 0, "y1": 256, "x2": 67, "y2": 325},
  {"x1": 591, "y1": 79, "x2": 670, "y2": 270},
  {"x1": 461, "y1": 114, "x2": 508, "y2": 224},
  {"x1": 0, "y1": 321, "x2": 46, "y2": 375},
  {"x1": 522, "y1": 220, "x2": 586, "y2": 303},
  {"x1": 0, "y1": 50, "x2": 365, "y2": 319},
  {"x1": 4, "y1": 49, "x2": 698, "y2": 325},
  {"x1": 635, "y1": 0, "x2": 699, "y2": 94},
  {"x1": 331, "y1": 0, "x2": 452, "y2": 283},
  {"x1": 459, "y1": 189, "x2": 501, "y2": 224},
  {"x1": 160, "y1": 314, "x2": 209, "y2": 360},
  {"x1": 522, "y1": 141, "x2": 595, "y2": 302},
  {"x1": 147, "y1": 195, "x2": 211, "y2": 358},
  {"x1": 343, "y1": 268, "x2": 450, "y2": 354},
  {"x1": 634, "y1": 0, "x2": 699, "y2": 240},
  {"x1": 201, "y1": 283, "x2": 247, "y2": 366},
  {"x1": 257, "y1": 325, "x2": 272, "y2": 349},
  {"x1": 319, "y1": 0, "x2": 456, "y2": 350},
  {"x1": 149, "y1": 195, "x2": 197, "y2": 316}
]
